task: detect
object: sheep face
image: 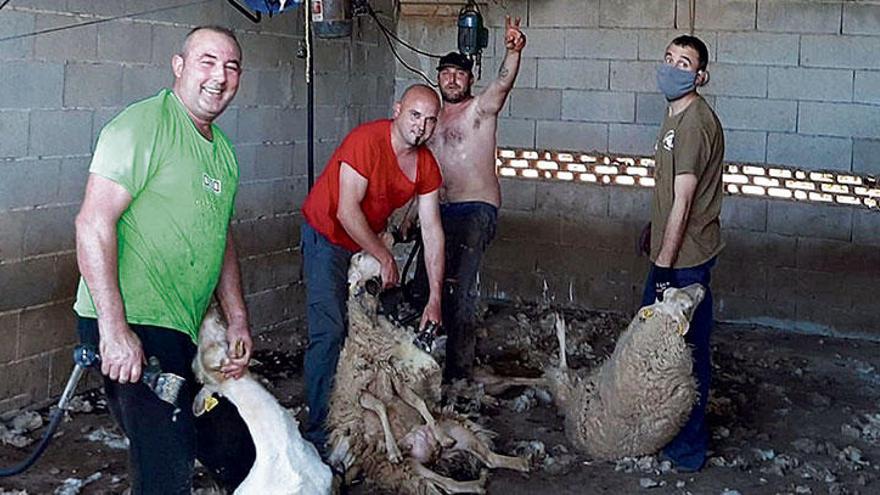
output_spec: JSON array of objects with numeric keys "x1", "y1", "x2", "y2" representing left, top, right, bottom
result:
[
  {"x1": 657, "y1": 283, "x2": 706, "y2": 334},
  {"x1": 192, "y1": 306, "x2": 230, "y2": 388},
  {"x1": 348, "y1": 251, "x2": 382, "y2": 297}
]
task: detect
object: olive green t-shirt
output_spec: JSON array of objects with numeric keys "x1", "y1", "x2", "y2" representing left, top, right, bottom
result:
[
  {"x1": 650, "y1": 95, "x2": 725, "y2": 268},
  {"x1": 74, "y1": 89, "x2": 239, "y2": 342}
]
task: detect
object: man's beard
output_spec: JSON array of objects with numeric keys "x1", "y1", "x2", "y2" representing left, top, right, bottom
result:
[{"x1": 440, "y1": 86, "x2": 471, "y2": 103}]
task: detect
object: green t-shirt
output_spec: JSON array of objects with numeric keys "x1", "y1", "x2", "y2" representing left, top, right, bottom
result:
[
  {"x1": 650, "y1": 95, "x2": 725, "y2": 268},
  {"x1": 74, "y1": 89, "x2": 239, "y2": 342}
]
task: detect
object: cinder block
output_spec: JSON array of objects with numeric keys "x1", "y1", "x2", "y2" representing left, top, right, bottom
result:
[
  {"x1": 561, "y1": 90, "x2": 634, "y2": 123},
  {"x1": 608, "y1": 123, "x2": 658, "y2": 155},
  {"x1": 721, "y1": 195, "x2": 767, "y2": 232},
  {"x1": 97, "y1": 20, "x2": 151, "y2": 64},
  {"x1": 757, "y1": 0, "x2": 841, "y2": 34},
  {"x1": 66, "y1": 0, "x2": 129, "y2": 15},
  {"x1": 236, "y1": 181, "x2": 282, "y2": 221},
  {"x1": 33, "y1": 13, "x2": 97, "y2": 61},
  {"x1": 714, "y1": 97, "x2": 796, "y2": 132},
  {"x1": 59, "y1": 157, "x2": 89, "y2": 205},
  {"x1": 768, "y1": 67, "x2": 853, "y2": 102},
  {"x1": 723, "y1": 230, "x2": 797, "y2": 268},
  {"x1": 766, "y1": 133, "x2": 852, "y2": 171},
  {"x1": 511, "y1": 28, "x2": 564, "y2": 58},
  {"x1": 495, "y1": 209, "x2": 560, "y2": 243},
  {"x1": 0, "y1": 210, "x2": 24, "y2": 262},
  {"x1": 499, "y1": 177, "x2": 536, "y2": 211},
  {"x1": 0, "y1": 111, "x2": 29, "y2": 158},
  {"x1": 479, "y1": 266, "x2": 543, "y2": 302},
  {"x1": 635, "y1": 93, "x2": 666, "y2": 125},
  {"x1": 538, "y1": 59, "x2": 608, "y2": 91},
  {"x1": 497, "y1": 118, "x2": 536, "y2": 148},
  {"x1": 0, "y1": 355, "x2": 51, "y2": 406},
  {"x1": 853, "y1": 208, "x2": 880, "y2": 247},
  {"x1": 852, "y1": 138, "x2": 880, "y2": 175},
  {"x1": 564, "y1": 29, "x2": 639, "y2": 60},
  {"x1": 724, "y1": 129, "x2": 767, "y2": 163},
  {"x1": 0, "y1": 159, "x2": 61, "y2": 210},
  {"x1": 529, "y1": 0, "x2": 599, "y2": 28},
  {"x1": 535, "y1": 120, "x2": 607, "y2": 152},
  {"x1": 483, "y1": 238, "x2": 541, "y2": 273},
  {"x1": 29, "y1": 110, "x2": 93, "y2": 157},
  {"x1": 600, "y1": 0, "x2": 675, "y2": 29},
  {"x1": 509, "y1": 88, "x2": 562, "y2": 120},
  {"x1": 54, "y1": 252, "x2": 79, "y2": 297},
  {"x1": 242, "y1": 143, "x2": 295, "y2": 181},
  {"x1": 693, "y1": 64, "x2": 764, "y2": 99},
  {"x1": 639, "y1": 30, "x2": 718, "y2": 64},
  {"x1": 714, "y1": 262, "x2": 768, "y2": 298},
  {"x1": 559, "y1": 215, "x2": 640, "y2": 252},
  {"x1": 234, "y1": 215, "x2": 299, "y2": 257},
  {"x1": 64, "y1": 63, "x2": 124, "y2": 108},
  {"x1": 675, "y1": 0, "x2": 756, "y2": 31},
  {"x1": 854, "y1": 70, "x2": 880, "y2": 105},
  {"x1": 801, "y1": 35, "x2": 880, "y2": 70},
  {"x1": 843, "y1": 4, "x2": 880, "y2": 35},
  {"x1": 237, "y1": 107, "x2": 299, "y2": 144},
  {"x1": 23, "y1": 205, "x2": 76, "y2": 257},
  {"x1": 799, "y1": 102, "x2": 880, "y2": 139},
  {"x1": 609, "y1": 61, "x2": 657, "y2": 93},
  {"x1": 511, "y1": 57, "x2": 537, "y2": 89},
  {"x1": 0, "y1": 312, "x2": 18, "y2": 364},
  {"x1": 0, "y1": 61, "x2": 64, "y2": 109},
  {"x1": 535, "y1": 180, "x2": 608, "y2": 220},
  {"x1": 19, "y1": 302, "x2": 77, "y2": 357},
  {"x1": 607, "y1": 186, "x2": 652, "y2": 222},
  {"x1": 242, "y1": 32, "x2": 302, "y2": 70},
  {"x1": 767, "y1": 201, "x2": 852, "y2": 241},
  {"x1": 122, "y1": 65, "x2": 173, "y2": 104},
  {"x1": 795, "y1": 237, "x2": 875, "y2": 275},
  {"x1": 717, "y1": 32, "x2": 799, "y2": 66},
  {"x1": 717, "y1": 292, "x2": 795, "y2": 324},
  {"x1": 0, "y1": 257, "x2": 56, "y2": 312},
  {"x1": 150, "y1": 24, "x2": 191, "y2": 65},
  {"x1": 0, "y1": 11, "x2": 35, "y2": 60}
]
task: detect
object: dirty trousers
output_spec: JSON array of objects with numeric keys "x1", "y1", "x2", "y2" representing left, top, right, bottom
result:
[
  {"x1": 300, "y1": 222, "x2": 353, "y2": 455},
  {"x1": 640, "y1": 257, "x2": 716, "y2": 472},
  {"x1": 413, "y1": 201, "x2": 498, "y2": 382},
  {"x1": 77, "y1": 318, "x2": 255, "y2": 495}
]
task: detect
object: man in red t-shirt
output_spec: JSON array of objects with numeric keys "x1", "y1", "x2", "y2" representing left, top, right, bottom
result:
[{"x1": 300, "y1": 84, "x2": 445, "y2": 455}]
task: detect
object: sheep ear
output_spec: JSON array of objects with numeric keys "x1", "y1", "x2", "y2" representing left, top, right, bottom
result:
[{"x1": 194, "y1": 387, "x2": 219, "y2": 417}]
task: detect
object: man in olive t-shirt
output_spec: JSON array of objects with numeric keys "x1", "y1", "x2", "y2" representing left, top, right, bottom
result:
[
  {"x1": 640, "y1": 35, "x2": 724, "y2": 473},
  {"x1": 73, "y1": 26, "x2": 255, "y2": 494}
]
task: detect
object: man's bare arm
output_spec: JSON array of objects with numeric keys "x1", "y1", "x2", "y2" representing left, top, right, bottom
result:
[
  {"x1": 655, "y1": 173, "x2": 698, "y2": 267},
  {"x1": 216, "y1": 231, "x2": 252, "y2": 379},
  {"x1": 75, "y1": 174, "x2": 144, "y2": 384},
  {"x1": 477, "y1": 15, "x2": 526, "y2": 116},
  {"x1": 416, "y1": 189, "x2": 444, "y2": 329},
  {"x1": 337, "y1": 162, "x2": 399, "y2": 287}
]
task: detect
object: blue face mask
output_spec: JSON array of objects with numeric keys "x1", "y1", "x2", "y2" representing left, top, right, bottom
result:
[{"x1": 656, "y1": 64, "x2": 698, "y2": 101}]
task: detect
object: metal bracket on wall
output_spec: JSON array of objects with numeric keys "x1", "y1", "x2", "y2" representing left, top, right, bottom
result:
[{"x1": 226, "y1": 0, "x2": 262, "y2": 23}]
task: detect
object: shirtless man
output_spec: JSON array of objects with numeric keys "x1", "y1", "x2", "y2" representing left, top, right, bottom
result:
[{"x1": 413, "y1": 16, "x2": 526, "y2": 382}]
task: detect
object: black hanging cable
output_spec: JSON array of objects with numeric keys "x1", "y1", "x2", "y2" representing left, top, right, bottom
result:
[
  {"x1": 0, "y1": 0, "x2": 11, "y2": 12},
  {"x1": 0, "y1": 0, "x2": 212, "y2": 43},
  {"x1": 377, "y1": 24, "x2": 436, "y2": 87},
  {"x1": 362, "y1": 2, "x2": 443, "y2": 59}
]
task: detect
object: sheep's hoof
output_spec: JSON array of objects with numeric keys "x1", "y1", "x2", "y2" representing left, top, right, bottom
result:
[{"x1": 387, "y1": 444, "x2": 404, "y2": 464}]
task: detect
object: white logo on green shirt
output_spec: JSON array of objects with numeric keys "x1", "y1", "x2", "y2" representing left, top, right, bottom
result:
[{"x1": 203, "y1": 173, "x2": 222, "y2": 194}]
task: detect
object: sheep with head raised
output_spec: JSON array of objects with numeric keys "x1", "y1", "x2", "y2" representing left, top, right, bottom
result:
[
  {"x1": 326, "y1": 249, "x2": 528, "y2": 494},
  {"x1": 544, "y1": 284, "x2": 705, "y2": 460},
  {"x1": 193, "y1": 307, "x2": 333, "y2": 495}
]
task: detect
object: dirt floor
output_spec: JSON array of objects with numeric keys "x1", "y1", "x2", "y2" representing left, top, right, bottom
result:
[{"x1": 2, "y1": 300, "x2": 880, "y2": 494}]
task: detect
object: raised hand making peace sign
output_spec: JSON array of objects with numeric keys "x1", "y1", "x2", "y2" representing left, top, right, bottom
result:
[{"x1": 504, "y1": 15, "x2": 526, "y2": 52}]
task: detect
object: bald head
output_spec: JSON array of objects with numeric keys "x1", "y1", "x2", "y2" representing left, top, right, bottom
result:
[{"x1": 392, "y1": 84, "x2": 440, "y2": 148}]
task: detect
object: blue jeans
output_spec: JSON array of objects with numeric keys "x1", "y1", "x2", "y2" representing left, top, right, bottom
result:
[
  {"x1": 641, "y1": 257, "x2": 716, "y2": 471},
  {"x1": 301, "y1": 222, "x2": 353, "y2": 455},
  {"x1": 413, "y1": 201, "x2": 498, "y2": 382},
  {"x1": 77, "y1": 318, "x2": 255, "y2": 494}
]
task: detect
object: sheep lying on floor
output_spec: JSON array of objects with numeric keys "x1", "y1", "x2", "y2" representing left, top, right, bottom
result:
[
  {"x1": 544, "y1": 284, "x2": 705, "y2": 461},
  {"x1": 193, "y1": 307, "x2": 333, "y2": 495},
  {"x1": 326, "y1": 250, "x2": 528, "y2": 494}
]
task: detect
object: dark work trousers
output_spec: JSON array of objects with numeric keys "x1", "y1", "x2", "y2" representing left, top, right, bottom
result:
[
  {"x1": 640, "y1": 256, "x2": 716, "y2": 472},
  {"x1": 300, "y1": 222, "x2": 353, "y2": 457},
  {"x1": 413, "y1": 201, "x2": 498, "y2": 382},
  {"x1": 77, "y1": 317, "x2": 255, "y2": 495}
]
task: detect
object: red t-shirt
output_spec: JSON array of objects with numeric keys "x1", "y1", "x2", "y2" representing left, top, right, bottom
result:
[{"x1": 302, "y1": 119, "x2": 442, "y2": 252}]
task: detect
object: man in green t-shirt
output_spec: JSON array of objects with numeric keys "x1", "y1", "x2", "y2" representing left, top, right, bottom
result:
[
  {"x1": 640, "y1": 35, "x2": 724, "y2": 473},
  {"x1": 74, "y1": 26, "x2": 255, "y2": 493}
]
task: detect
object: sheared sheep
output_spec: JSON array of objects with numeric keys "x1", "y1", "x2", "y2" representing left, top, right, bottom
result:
[
  {"x1": 544, "y1": 284, "x2": 705, "y2": 460},
  {"x1": 326, "y1": 250, "x2": 528, "y2": 494},
  {"x1": 193, "y1": 307, "x2": 333, "y2": 495}
]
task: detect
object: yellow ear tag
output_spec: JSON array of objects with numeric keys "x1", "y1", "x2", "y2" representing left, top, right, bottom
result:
[
  {"x1": 203, "y1": 394, "x2": 219, "y2": 413},
  {"x1": 676, "y1": 322, "x2": 685, "y2": 336},
  {"x1": 640, "y1": 308, "x2": 654, "y2": 319}
]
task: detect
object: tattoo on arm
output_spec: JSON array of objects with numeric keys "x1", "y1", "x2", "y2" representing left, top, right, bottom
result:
[{"x1": 499, "y1": 66, "x2": 510, "y2": 78}]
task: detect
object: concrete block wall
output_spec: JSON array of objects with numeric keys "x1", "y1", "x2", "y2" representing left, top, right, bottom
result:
[
  {"x1": 0, "y1": 1, "x2": 396, "y2": 413},
  {"x1": 396, "y1": 0, "x2": 880, "y2": 339}
]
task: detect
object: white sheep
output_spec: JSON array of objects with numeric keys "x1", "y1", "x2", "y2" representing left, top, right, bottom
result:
[
  {"x1": 326, "y1": 250, "x2": 528, "y2": 494},
  {"x1": 192, "y1": 307, "x2": 333, "y2": 495},
  {"x1": 545, "y1": 284, "x2": 705, "y2": 460}
]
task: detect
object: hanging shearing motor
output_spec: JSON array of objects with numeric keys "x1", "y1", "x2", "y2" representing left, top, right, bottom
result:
[
  {"x1": 312, "y1": 0, "x2": 352, "y2": 38},
  {"x1": 457, "y1": 0, "x2": 489, "y2": 77}
]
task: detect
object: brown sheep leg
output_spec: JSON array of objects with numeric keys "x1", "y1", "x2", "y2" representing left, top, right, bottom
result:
[
  {"x1": 359, "y1": 391, "x2": 403, "y2": 464},
  {"x1": 441, "y1": 421, "x2": 529, "y2": 473},
  {"x1": 391, "y1": 377, "x2": 455, "y2": 448},
  {"x1": 473, "y1": 367, "x2": 548, "y2": 396},
  {"x1": 409, "y1": 459, "x2": 488, "y2": 494}
]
